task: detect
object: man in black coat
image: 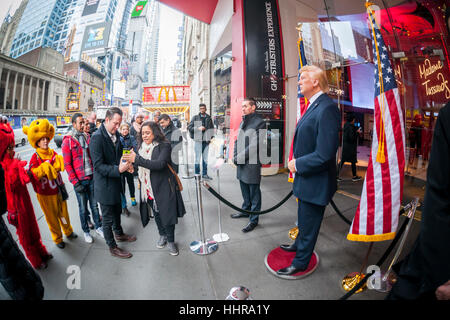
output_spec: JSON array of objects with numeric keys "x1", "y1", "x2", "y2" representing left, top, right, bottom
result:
[
  {"x1": 387, "y1": 102, "x2": 450, "y2": 300},
  {"x1": 159, "y1": 114, "x2": 183, "y2": 173},
  {"x1": 188, "y1": 103, "x2": 215, "y2": 180},
  {"x1": 90, "y1": 107, "x2": 137, "y2": 259},
  {"x1": 337, "y1": 113, "x2": 362, "y2": 181},
  {"x1": 232, "y1": 98, "x2": 266, "y2": 233}
]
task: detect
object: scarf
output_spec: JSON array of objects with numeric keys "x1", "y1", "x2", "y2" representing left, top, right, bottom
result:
[
  {"x1": 138, "y1": 141, "x2": 159, "y2": 209},
  {"x1": 73, "y1": 129, "x2": 93, "y2": 176}
]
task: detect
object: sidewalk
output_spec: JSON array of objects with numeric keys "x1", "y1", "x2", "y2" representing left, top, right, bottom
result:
[{"x1": 0, "y1": 142, "x2": 424, "y2": 300}]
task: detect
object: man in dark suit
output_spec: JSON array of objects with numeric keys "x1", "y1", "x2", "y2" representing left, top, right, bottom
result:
[
  {"x1": 90, "y1": 107, "x2": 137, "y2": 259},
  {"x1": 232, "y1": 98, "x2": 266, "y2": 233},
  {"x1": 277, "y1": 65, "x2": 340, "y2": 276}
]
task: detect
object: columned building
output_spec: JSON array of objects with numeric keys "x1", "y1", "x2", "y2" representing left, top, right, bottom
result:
[{"x1": 0, "y1": 53, "x2": 68, "y2": 116}]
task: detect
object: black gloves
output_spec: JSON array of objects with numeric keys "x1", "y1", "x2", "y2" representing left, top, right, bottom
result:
[{"x1": 74, "y1": 182, "x2": 86, "y2": 193}]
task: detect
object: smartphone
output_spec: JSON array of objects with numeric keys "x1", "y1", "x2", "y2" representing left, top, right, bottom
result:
[{"x1": 122, "y1": 148, "x2": 130, "y2": 162}]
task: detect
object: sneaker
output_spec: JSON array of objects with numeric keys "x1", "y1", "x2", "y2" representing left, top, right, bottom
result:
[
  {"x1": 84, "y1": 232, "x2": 93, "y2": 243},
  {"x1": 352, "y1": 176, "x2": 362, "y2": 182},
  {"x1": 167, "y1": 242, "x2": 179, "y2": 256},
  {"x1": 95, "y1": 227, "x2": 104, "y2": 239},
  {"x1": 67, "y1": 232, "x2": 78, "y2": 239},
  {"x1": 131, "y1": 197, "x2": 137, "y2": 206},
  {"x1": 336, "y1": 177, "x2": 343, "y2": 182},
  {"x1": 202, "y1": 175, "x2": 212, "y2": 180},
  {"x1": 157, "y1": 236, "x2": 167, "y2": 249}
]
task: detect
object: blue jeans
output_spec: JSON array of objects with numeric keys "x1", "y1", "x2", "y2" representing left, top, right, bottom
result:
[
  {"x1": 74, "y1": 179, "x2": 102, "y2": 233},
  {"x1": 239, "y1": 180, "x2": 261, "y2": 224},
  {"x1": 194, "y1": 141, "x2": 209, "y2": 176}
]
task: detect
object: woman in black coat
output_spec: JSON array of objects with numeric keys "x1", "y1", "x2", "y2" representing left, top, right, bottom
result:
[{"x1": 123, "y1": 121, "x2": 186, "y2": 256}]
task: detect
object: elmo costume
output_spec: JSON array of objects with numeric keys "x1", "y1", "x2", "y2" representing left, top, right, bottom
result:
[
  {"x1": 0, "y1": 118, "x2": 52, "y2": 269},
  {"x1": 24, "y1": 119, "x2": 75, "y2": 246}
]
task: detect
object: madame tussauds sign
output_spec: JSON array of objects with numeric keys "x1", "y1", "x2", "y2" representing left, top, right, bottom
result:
[{"x1": 418, "y1": 58, "x2": 450, "y2": 100}]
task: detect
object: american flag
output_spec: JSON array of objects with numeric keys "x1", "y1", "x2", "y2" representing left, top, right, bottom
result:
[
  {"x1": 347, "y1": 3, "x2": 406, "y2": 242},
  {"x1": 288, "y1": 30, "x2": 308, "y2": 182}
]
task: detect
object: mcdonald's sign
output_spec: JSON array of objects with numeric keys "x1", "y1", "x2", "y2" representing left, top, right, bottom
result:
[{"x1": 143, "y1": 86, "x2": 190, "y2": 104}]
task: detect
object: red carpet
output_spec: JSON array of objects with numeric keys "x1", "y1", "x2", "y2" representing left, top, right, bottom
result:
[{"x1": 264, "y1": 247, "x2": 319, "y2": 279}]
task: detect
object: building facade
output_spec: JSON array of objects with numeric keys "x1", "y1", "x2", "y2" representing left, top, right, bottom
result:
[
  {"x1": 0, "y1": 52, "x2": 68, "y2": 116},
  {"x1": 174, "y1": 0, "x2": 450, "y2": 180}
]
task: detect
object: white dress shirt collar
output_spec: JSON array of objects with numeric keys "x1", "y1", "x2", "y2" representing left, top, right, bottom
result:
[{"x1": 307, "y1": 90, "x2": 324, "y2": 109}]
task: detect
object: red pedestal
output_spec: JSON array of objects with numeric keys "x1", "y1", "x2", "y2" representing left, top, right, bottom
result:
[{"x1": 264, "y1": 247, "x2": 319, "y2": 280}]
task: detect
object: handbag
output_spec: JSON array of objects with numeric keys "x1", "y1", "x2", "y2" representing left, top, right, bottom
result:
[
  {"x1": 57, "y1": 180, "x2": 69, "y2": 201},
  {"x1": 167, "y1": 164, "x2": 183, "y2": 191}
]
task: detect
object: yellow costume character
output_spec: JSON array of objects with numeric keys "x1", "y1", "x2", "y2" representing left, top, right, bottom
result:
[{"x1": 24, "y1": 119, "x2": 77, "y2": 248}]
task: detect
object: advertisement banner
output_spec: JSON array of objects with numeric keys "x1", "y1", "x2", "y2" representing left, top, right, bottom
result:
[
  {"x1": 66, "y1": 93, "x2": 80, "y2": 112},
  {"x1": 57, "y1": 116, "x2": 72, "y2": 126},
  {"x1": 143, "y1": 86, "x2": 191, "y2": 104},
  {"x1": 82, "y1": 0, "x2": 100, "y2": 17},
  {"x1": 81, "y1": 22, "x2": 112, "y2": 52},
  {"x1": 243, "y1": 0, "x2": 284, "y2": 164},
  {"x1": 244, "y1": 0, "x2": 283, "y2": 105},
  {"x1": 131, "y1": 1, "x2": 149, "y2": 18}
]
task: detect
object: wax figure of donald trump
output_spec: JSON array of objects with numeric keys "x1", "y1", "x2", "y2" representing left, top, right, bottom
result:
[{"x1": 277, "y1": 65, "x2": 340, "y2": 277}]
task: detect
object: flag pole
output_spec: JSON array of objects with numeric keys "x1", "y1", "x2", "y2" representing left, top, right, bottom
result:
[
  {"x1": 341, "y1": 242, "x2": 374, "y2": 293},
  {"x1": 289, "y1": 22, "x2": 305, "y2": 241},
  {"x1": 341, "y1": 1, "x2": 378, "y2": 293}
]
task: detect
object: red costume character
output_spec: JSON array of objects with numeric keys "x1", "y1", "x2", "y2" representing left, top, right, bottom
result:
[{"x1": 0, "y1": 121, "x2": 52, "y2": 269}]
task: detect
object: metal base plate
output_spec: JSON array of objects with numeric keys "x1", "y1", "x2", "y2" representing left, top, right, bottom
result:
[
  {"x1": 213, "y1": 233, "x2": 229, "y2": 242},
  {"x1": 190, "y1": 239, "x2": 218, "y2": 255}
]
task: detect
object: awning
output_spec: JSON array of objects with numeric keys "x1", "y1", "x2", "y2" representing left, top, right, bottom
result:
[
  {"x1": 157, "y1": 0, "x2": 218, "y2": 24},
  {"x1": 143, "y1": 105, "x2": 190, "y2": 115}
]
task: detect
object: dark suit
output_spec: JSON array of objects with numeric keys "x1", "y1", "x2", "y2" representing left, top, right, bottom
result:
[
  {"x1": 90, "y1": 124, "x2": 125, "y2": 248},
  {"x1": 291, "y1": 93, "x2": 340, "y2": 269},
  {"x1": 233, "y1": 112, "x2": 266, "y2": 224}
]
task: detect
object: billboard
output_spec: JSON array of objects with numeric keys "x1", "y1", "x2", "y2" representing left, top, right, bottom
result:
[
  {"x1": 82, "y1": 0, "x2": 100, "y2": 17},
  {"x1": 81, "y1": 22, "x2": 112, "y2": 52},
  {"x1": 131, "y1": 1, "x2": 148, "y2": 18},
  {"x1": 143, "y1": 86, "x2": 190, "y2": 104},
  {"x1": 66, "y1": 93, "x2": 80, "y2": 112},
  {"x1": 113, "y1": 80, "x2": 126, "y2": 99}
]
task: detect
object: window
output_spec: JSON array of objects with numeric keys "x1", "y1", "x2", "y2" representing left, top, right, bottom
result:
[{"x1": 38, "y1": 29, "x2": 43, "y2": 36}]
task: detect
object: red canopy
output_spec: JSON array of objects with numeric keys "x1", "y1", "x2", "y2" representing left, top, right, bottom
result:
[{"x1": 157, "y1": 0, "x2": 219, "y2": 24}]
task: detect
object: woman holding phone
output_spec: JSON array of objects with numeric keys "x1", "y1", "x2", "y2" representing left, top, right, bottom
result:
[{"x1": 123, "y1": 121, "x2": 185, "y2": 256}]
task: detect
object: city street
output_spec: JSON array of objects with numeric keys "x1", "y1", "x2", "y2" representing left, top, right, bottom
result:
[{"x1": 0, "y1": 139, "x2": 422, "y2": 300}]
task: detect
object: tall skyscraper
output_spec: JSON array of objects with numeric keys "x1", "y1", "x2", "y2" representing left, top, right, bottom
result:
[
  {"x1": 146, "y1": 0, "x2": 159, "y2": 85},
  {"x1": 125, "y1": 0, "x2": 151, "y2": 105}
]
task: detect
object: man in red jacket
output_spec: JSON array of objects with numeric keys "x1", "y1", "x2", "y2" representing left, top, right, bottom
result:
[{"x1": 62, "y1": 113, "x2": 103, "y2": 244}]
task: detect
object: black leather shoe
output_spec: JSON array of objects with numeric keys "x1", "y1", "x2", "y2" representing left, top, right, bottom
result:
[
  {"x1": 276, "y1": 265, "x2": 306, "y2": 276},
  {"x1": 230, "y1": 212, "x2": 250, "y2": 219},
  {"x1": 280, "y1": 244, "x2": 297, "y2": 252},
  {"x1": 242, "y1": 222, "x2": 257, "y2": 233}
]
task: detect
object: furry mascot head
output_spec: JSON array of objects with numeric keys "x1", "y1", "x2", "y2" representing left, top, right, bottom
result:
[
  {"x1": 0, "y1": 115, "x2": 14, "y2": 162},
  {"x1": 23, "y1": 119, "x2": 55, "y2": 149}
]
